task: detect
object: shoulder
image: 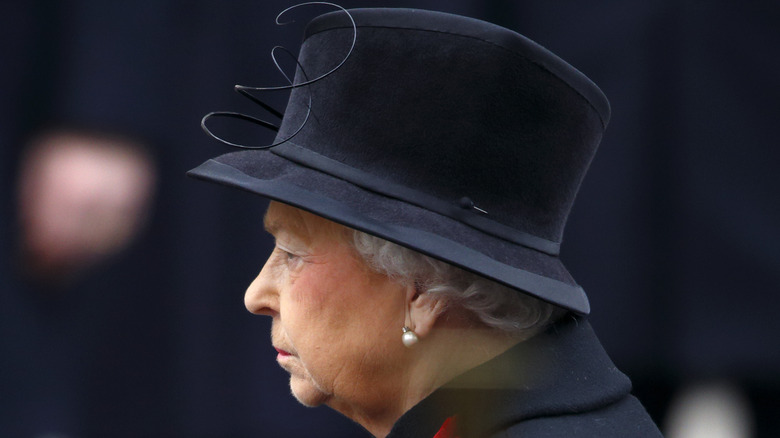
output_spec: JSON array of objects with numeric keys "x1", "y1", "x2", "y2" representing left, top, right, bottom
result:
[
  {"x1": 493, "y1": 394, "x2": 663, "y2": 438},
  {"x1": 449, "y1": 316, "x2": 664, "y2": 437}
]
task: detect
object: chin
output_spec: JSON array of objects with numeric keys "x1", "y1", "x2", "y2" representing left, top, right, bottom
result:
[{"x1": 290, "y1": 375, "x2": 331, "y2": 407}]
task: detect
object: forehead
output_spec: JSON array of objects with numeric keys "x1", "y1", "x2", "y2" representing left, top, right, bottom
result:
[{"x1": 263, "y1": 201, "x2": 347, "y2": 243}]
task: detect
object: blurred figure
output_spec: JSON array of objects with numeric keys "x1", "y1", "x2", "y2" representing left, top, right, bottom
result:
[
  {"x1": 665, "y1": 381, "x2": 755, "y2": 438},
  {"x1": 16, "y1": 129, "x2": 156, "y2": 285}
]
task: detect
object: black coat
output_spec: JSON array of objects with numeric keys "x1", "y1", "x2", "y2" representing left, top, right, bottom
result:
[{"x1": 388, "y1": 316, "x2": 663, "y2": 437}]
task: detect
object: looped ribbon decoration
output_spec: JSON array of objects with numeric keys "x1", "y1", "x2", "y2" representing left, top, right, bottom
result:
[{"x1": 200, "y1": 2, "x2": 356, "y2": 149}]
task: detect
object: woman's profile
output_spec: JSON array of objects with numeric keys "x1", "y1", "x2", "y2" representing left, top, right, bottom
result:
[{"x1": 189, "y1": 6, "x2": 663, "y2": 437}]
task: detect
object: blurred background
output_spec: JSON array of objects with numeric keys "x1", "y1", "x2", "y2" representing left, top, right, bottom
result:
[{"x1": 1, "y1": 0, "x2": 777, "y2": 437}]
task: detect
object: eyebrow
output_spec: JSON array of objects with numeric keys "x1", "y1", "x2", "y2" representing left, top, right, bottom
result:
[
  {"x1": 263, "y1": 207, "x2": 309, "y2": 241},
  {"x1": 263, "y1": 212, "x2": 281, "y2": 235},
  {"x1": 262, "y1": 204, "x2": 332, "y2": 244}
]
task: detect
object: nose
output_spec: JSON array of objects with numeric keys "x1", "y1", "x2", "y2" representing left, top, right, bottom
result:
[{"x1": 244, "y1": 259, "x2": 279, "y2": 317}]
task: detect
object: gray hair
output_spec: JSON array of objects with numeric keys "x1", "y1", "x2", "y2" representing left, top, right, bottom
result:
[{"x1": 349, "y1": 230, "x2": 562, "y2": 336}]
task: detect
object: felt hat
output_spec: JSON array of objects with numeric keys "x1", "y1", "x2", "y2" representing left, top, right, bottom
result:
[{"x1": 188, "y1": 7, "x2": 610, "y2": 315}]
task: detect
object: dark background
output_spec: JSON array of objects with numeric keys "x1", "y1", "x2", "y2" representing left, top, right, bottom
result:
[{"x1": 1, "y1": 0, "x2": 778, "y2": 436}]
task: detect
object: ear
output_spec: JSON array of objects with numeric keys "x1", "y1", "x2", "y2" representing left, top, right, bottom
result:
[{"x1": 407, "y1": 285, "x2": 447, "y2": 338}]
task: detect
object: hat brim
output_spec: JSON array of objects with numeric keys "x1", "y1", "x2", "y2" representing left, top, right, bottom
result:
[{"x1": 188, "y1": 148, "x2": 589, "y2": 315}]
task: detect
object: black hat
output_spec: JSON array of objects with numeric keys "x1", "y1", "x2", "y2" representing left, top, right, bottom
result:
[{"x1": 188, "y1": 8, "x2": 610, "y2": 315}]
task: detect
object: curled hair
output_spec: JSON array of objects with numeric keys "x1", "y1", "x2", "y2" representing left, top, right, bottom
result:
[{"x1": 349, "y1": 231, "x2": 563, "y2": 337}]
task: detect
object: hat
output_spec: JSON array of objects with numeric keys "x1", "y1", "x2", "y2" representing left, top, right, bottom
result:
[{"x1": 187, "y1": 7, "x2": 610, "y2": 315}]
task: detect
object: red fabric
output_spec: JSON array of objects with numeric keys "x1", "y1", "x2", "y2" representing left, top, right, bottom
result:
[{"x1": 433, "y1": 416, "x2": 459, "y2": 438}]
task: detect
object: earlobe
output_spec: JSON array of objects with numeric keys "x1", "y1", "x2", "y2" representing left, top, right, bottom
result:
[{"x1": 408, "y1": 290, "x2": 447, "y2": 338}]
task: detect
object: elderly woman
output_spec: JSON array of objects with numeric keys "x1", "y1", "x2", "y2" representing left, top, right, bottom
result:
[{"x1": 189, "y1": 7, "x2": 662, "y2": 438}]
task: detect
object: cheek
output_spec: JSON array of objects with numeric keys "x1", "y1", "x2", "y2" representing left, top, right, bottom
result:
[
  {"x1": 282, "y1": 263, "x2": 409, "y2": 399},
  {"x1": 284, "y1": 264, "x2": 377, "y2": 354},
  {"x1": 287, "y1": 268, "x2": 330, "y2": 314},
  {"x1": 282, "y1": 266, "x2": 343, "y2": 343}
]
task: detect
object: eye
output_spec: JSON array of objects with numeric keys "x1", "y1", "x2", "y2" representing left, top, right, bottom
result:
[
  {"x1": 285, "y1": 250, "x2": 306, "y2": 271},
  {"x1": 275, "y1": 245, "x2": 304, "y2": 270}
]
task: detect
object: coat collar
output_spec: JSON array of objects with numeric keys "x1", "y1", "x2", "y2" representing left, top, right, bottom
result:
[{"x1": 387, "y1": 315, "x2": 631, "y2": 437}]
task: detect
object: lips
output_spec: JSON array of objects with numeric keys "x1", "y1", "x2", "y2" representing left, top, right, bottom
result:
[{"x1": 275, "y1": 347, "x2": 292, "y2": 357}]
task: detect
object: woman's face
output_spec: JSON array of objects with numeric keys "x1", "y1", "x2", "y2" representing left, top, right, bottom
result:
[{"x1": 245, "y1": 202, "x2": 409, "y2": 411}]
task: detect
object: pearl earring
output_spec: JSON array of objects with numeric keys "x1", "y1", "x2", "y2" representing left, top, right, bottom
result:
[{"x1": 402, "y1": 326, "x2": 419, "y2": 348}]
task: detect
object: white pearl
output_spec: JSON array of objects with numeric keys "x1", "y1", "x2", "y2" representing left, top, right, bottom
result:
[{"x1": 402, "y1": 330, "x2": 419, "y2": 347}]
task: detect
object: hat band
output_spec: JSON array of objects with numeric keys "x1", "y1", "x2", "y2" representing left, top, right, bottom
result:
[{"x1": 271, "y1": 142, "x2": 561, "y2": 256}]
